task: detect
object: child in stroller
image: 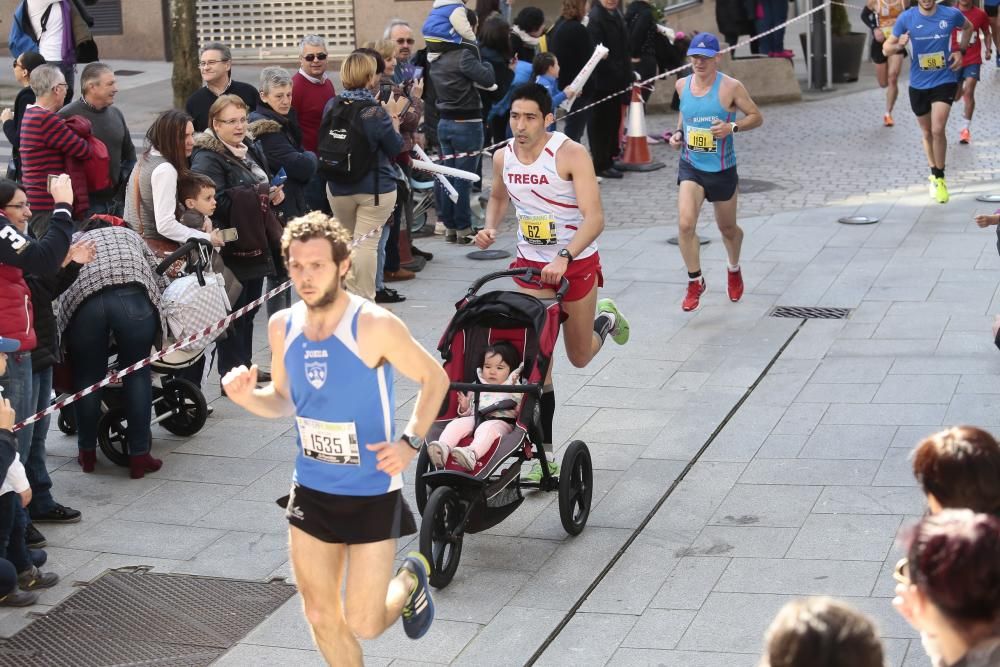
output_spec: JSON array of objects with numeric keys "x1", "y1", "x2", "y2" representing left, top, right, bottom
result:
[{"x1": 426, "y1": 341, "x2": 523, "y2": 471}]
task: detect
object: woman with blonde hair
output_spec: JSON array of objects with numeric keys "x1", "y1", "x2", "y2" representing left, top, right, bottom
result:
[{"x1": 320, "y1": 51, "x2": 405, "y2": 301}]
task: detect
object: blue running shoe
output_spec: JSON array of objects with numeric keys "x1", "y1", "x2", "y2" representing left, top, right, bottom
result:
[{"x1": 399, "y1": 552, "x2": 435, "y2": 639}]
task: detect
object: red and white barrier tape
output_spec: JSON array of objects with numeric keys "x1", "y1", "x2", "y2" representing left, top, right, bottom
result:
[
  {"x1": 427, "y1": 1, "x2": 830, "y2": 164},
  {"x1": 10, "y1": 221, "x2": 387, "y2": 433}
]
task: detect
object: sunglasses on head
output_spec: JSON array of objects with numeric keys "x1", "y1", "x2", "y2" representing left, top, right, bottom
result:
[
  {"x1": 303, "y1": 53, "x2": 328, "y2": 62},
  {"x1": 396, "y1": 38, "x2": 416, "y2": 45}
]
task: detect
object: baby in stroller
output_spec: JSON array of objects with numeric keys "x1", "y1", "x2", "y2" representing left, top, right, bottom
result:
[{"x1": 426, "y1": 341, "x2": 523, "y2": 471}]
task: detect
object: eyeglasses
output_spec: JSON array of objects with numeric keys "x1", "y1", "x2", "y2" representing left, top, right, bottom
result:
[
  {"x1": 892, "y1": 558, "x2": 910, "y2": 585},
  {"x1": 216, "y1": 116, "x2": 248, "y2": 127},
  {"x1": 52, "y1": 82, "x2": 67, "y2": 91},
  {"x1": 303, "y1": 52, "x2": 328, "y2": 62},
  {"x1": 395, "y1": 38, "x2": 415, "y2": 45},
  {"x1": 199, "y1": 59, "x2": 229, "y2": 68},
  {"x1": 4, "y1": 202, "x2": 30, "y2": 211}
]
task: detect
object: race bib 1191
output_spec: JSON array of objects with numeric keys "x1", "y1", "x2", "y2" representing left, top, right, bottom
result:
[{"x1": 686, "y1": 126, "x2": 717, "y2": 153}]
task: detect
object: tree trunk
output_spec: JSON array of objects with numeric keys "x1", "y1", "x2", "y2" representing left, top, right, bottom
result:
[{"x1": 171, "y1": 0, "x2": 201, "y2": 110}]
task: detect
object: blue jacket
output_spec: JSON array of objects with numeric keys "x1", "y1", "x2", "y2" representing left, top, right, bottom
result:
[
  {"x1": 322, "y1": 94, "x2": 404, "y2": 197},
  {"x1": 422, "y1": 3, "x2": 464, "y2": 44},
  {"x1": 488, "y1": 60, "x2": 533, "y2": 123},
  {"x1": 535, "y1": 74, "x2": 567, "y2": 108}
]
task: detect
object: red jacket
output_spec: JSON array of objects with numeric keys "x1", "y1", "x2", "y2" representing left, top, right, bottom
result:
[
  {"x1": 62, "y1": 115, "x2": 93, "y2": 218},
  {"x1": 0, "y1": 206, "x2": 75, "y2": 350}
]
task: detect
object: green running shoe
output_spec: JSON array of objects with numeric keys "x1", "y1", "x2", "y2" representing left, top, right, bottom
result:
[
  {"x1": 597, "y1": 298, "x2": 630, "y2": 345},
  {"x1": 521, "y1": 460, "x2": 560, "y2": 483}
]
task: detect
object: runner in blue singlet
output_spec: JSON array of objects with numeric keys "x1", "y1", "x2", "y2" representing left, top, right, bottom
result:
[
  {"x1": 883, "y1": 0, "x2": 973, "y2": 204},
  {"x1": 223, "y1": 212, "x2": 449, "y2": 666},
  {"x1": 668, "y1": 33, "x2": 763, "y2": 313}
]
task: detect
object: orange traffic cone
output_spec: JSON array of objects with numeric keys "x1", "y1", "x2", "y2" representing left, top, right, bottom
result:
[{"x1": 618, "y1": 82, "x2": 665, "y2": 172}]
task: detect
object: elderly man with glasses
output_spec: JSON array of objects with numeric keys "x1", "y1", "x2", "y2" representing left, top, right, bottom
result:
[
  {"x1": 292, "y1": 35, "x2": 336, "y2": 214},
  {"x1": 385, "y1": 19, "x2": 418, "y2": 84},
  {"x1": 185, "y1": 42, "x2": 259, "y2": 132}
]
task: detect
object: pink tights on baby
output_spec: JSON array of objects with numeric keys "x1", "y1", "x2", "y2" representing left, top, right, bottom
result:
[{"x1": 439, "y1": 416, "x2": 514, "y2": 460}]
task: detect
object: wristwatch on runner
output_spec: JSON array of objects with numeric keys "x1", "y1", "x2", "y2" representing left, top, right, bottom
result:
[
  {"x1": 730, "y1": 122, "x2": 739, "y2": 134},
  {"x1": 558, "y1": 248, "x2": 574, "y2": 262},
  {"x1": 402, "y1": 433, "x2": 425, "y2": 451}
]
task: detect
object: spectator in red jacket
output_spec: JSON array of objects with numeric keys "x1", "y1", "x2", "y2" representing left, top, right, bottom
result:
[
  {"x1": 19, "y1": 65, "x2": 89, "y2": 230},
  {"x1": 292, "y1": 35, "x2": 336, "y2": 215}
]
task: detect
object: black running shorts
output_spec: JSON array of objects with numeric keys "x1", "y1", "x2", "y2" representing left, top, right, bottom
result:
[
  {"x1": 909, "y1": 83, "x2": 958, "y2": 117},
  {"x1": 280, "y1": 484, "x2": 417, "y2": 544},
  {"x1": 677, "y1": 159, "x2": 739, "y2": 203},
  {"x1": 870, "y1": 39, "x2": 906, "y2": 65}
]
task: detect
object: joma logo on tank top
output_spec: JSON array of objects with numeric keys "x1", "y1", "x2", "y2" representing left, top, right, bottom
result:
[{"x1": 507, "y1": 173, "x2": 550, "y2": 185}]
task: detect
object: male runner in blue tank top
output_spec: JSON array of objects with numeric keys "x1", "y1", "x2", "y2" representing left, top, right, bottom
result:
[
  {"x1": 668, "y1": 33, "x2": 763, "y2": 312},
  {"x1": 882, "y1": 0, "x2": 972, "y2": 204},
  {"x1": 222, "y1": 212, "x2": 449, "y2": 666}
]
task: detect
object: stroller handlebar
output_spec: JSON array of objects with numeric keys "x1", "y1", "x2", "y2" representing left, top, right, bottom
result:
[
  {"x1": 156, "y1": 238, "x2": 215, "y2": 283},
  {"x1": 466, "y1": 268, "x2": 570, "y2": 301},
  {"x1": 449, "y1": 382, "x2": 542, "y2": 395}
]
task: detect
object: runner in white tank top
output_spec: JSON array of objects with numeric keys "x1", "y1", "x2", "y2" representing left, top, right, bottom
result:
[
  {"x1": 502, "y1": 131, "x2": 598, "y2": 263},
  {"x1": 474, "y1": 83, "x2": 631, "y2": 482}
]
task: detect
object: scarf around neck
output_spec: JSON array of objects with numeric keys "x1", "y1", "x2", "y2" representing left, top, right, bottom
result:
[{"x1": 209, "y1": 128, "x2": 248, "y2": 160}]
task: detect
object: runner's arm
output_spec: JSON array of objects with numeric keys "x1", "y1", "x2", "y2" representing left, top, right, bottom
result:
[
  {"x1": 958, "y1": 19, "x2": 974, "y2": 51},
  {"x1": 563, "y1": 142, "x2": 604, "y2": 258},
  {"x1": 883, "y1": 32, "x2": 903, "y2": 56},
  {"x1": 484, "y1": 147, "x2": 510, "y2": 232},
  {"x1": 364, "y1": 309, "x2": 449, "y2": 440},
  {"x1": 222, "y1": 313, "x2": 295, "y2": 418},
  {"x1": 729, "y1": 81, "x2": 763, "y2": 133},
  {"x1": 985, "y1": 22, "x2": 994, "y2": 59}
]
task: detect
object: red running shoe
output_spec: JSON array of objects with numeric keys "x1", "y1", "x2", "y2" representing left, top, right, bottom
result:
[
  {"x1": 727, "y1": 268, "x2": 744, "y2": 302},
  {"x1": 682, "y1": 279, "x2": 706, "y2": 312}
]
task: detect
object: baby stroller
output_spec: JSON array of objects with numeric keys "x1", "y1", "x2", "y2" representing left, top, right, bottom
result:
[
  {"x1": 414, "y1": 268, "x2": 594, "y2": 588},
  {"x1": 54, "y1": 238, "x2": 220, "y2": 466}
]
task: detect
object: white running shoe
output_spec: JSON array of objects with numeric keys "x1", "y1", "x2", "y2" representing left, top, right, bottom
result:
[{"x1": 450, "y1": 447, "x2": 477, "y2": 471}]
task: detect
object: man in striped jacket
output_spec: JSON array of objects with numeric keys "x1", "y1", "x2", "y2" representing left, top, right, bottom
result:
[{"x1": 19, "y1": 65, "x2": 89, "y2": 231}]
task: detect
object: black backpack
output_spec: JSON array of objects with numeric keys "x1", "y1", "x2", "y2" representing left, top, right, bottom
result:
[{"x1": 317, "y1": 98, "x2": 379, "y2": 185}]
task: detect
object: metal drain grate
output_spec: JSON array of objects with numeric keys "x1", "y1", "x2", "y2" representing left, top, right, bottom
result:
[
  {"x1": 0, "y1": 569, "x2": 296, "y2": 667},
  {"x1": 770, "y1": 306, "x2": 852, "y2": 319}
]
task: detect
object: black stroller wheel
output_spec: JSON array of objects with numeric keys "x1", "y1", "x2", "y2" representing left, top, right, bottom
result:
[
  {"x1": 98, "y1": 405, "x2": 129, "y2": 467},
  {"x1": 558, "y1": 441, "x2": 593, "y2": 536},
  {"x1": 57, "y1": 406, "x2": 77, "y2": 435},
  {"x1": 157, "y1": 378, "x2": 208, "y2": 436},
  {"x1": 419, "y1": 486, "x2": 465, "y2": 589},
  {"x1": 414, "y1": 446, "x2": 430, "y2": 515}
]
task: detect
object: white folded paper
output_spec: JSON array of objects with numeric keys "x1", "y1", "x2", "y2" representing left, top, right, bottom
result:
[
  {"x1": 560, "y1": 44, "x2": 610, "y2": 112},
  {"x1": 412, "y1": 145, "x2": 458, "y2": 203}
]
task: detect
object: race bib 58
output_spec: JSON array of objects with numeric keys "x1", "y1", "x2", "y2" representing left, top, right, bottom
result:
[{"x1": 919, "y1": 51, "x2": 946, "y2": 70}]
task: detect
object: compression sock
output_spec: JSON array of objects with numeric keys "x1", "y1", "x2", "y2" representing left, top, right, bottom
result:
[
  {"x1": 594, "y1": 311, "x2": 616, "y2": 343},
  {"x1": 540, "y1": 385, "x2": 555, "y2": 453}
]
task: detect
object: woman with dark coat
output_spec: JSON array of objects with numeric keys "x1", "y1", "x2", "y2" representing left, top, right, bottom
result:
[
  {"x1": 625, "y1": 0, "x2": 658, "y2": 102},
  {"x1": 248, "y1": 66, "x2": 317, "y2": 316},
  {"x1": 587, "y1": 0, "x2": 633, "y2": 179},
  {"x1": 549, "y1": 0, "x2": 593, "y2": 143},
  {"x1": 478, "y1": 16, "x2": 515, "y2": 145},
  {"x1": 191, "y1": 94, "x2": 284, "y2": 383},
  {"x1": 1, "y1": 52, "x2": 46, "y2": 181}
]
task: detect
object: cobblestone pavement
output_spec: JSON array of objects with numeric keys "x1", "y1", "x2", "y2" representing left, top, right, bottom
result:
[{"x1": 3, "y1": 58, "x2": 1000, "y2": 666}]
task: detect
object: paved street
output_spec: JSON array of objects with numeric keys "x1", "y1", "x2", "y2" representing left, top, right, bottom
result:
[{"x1": 3, "y1": 54, "x2": 1000, "y2": 666}]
